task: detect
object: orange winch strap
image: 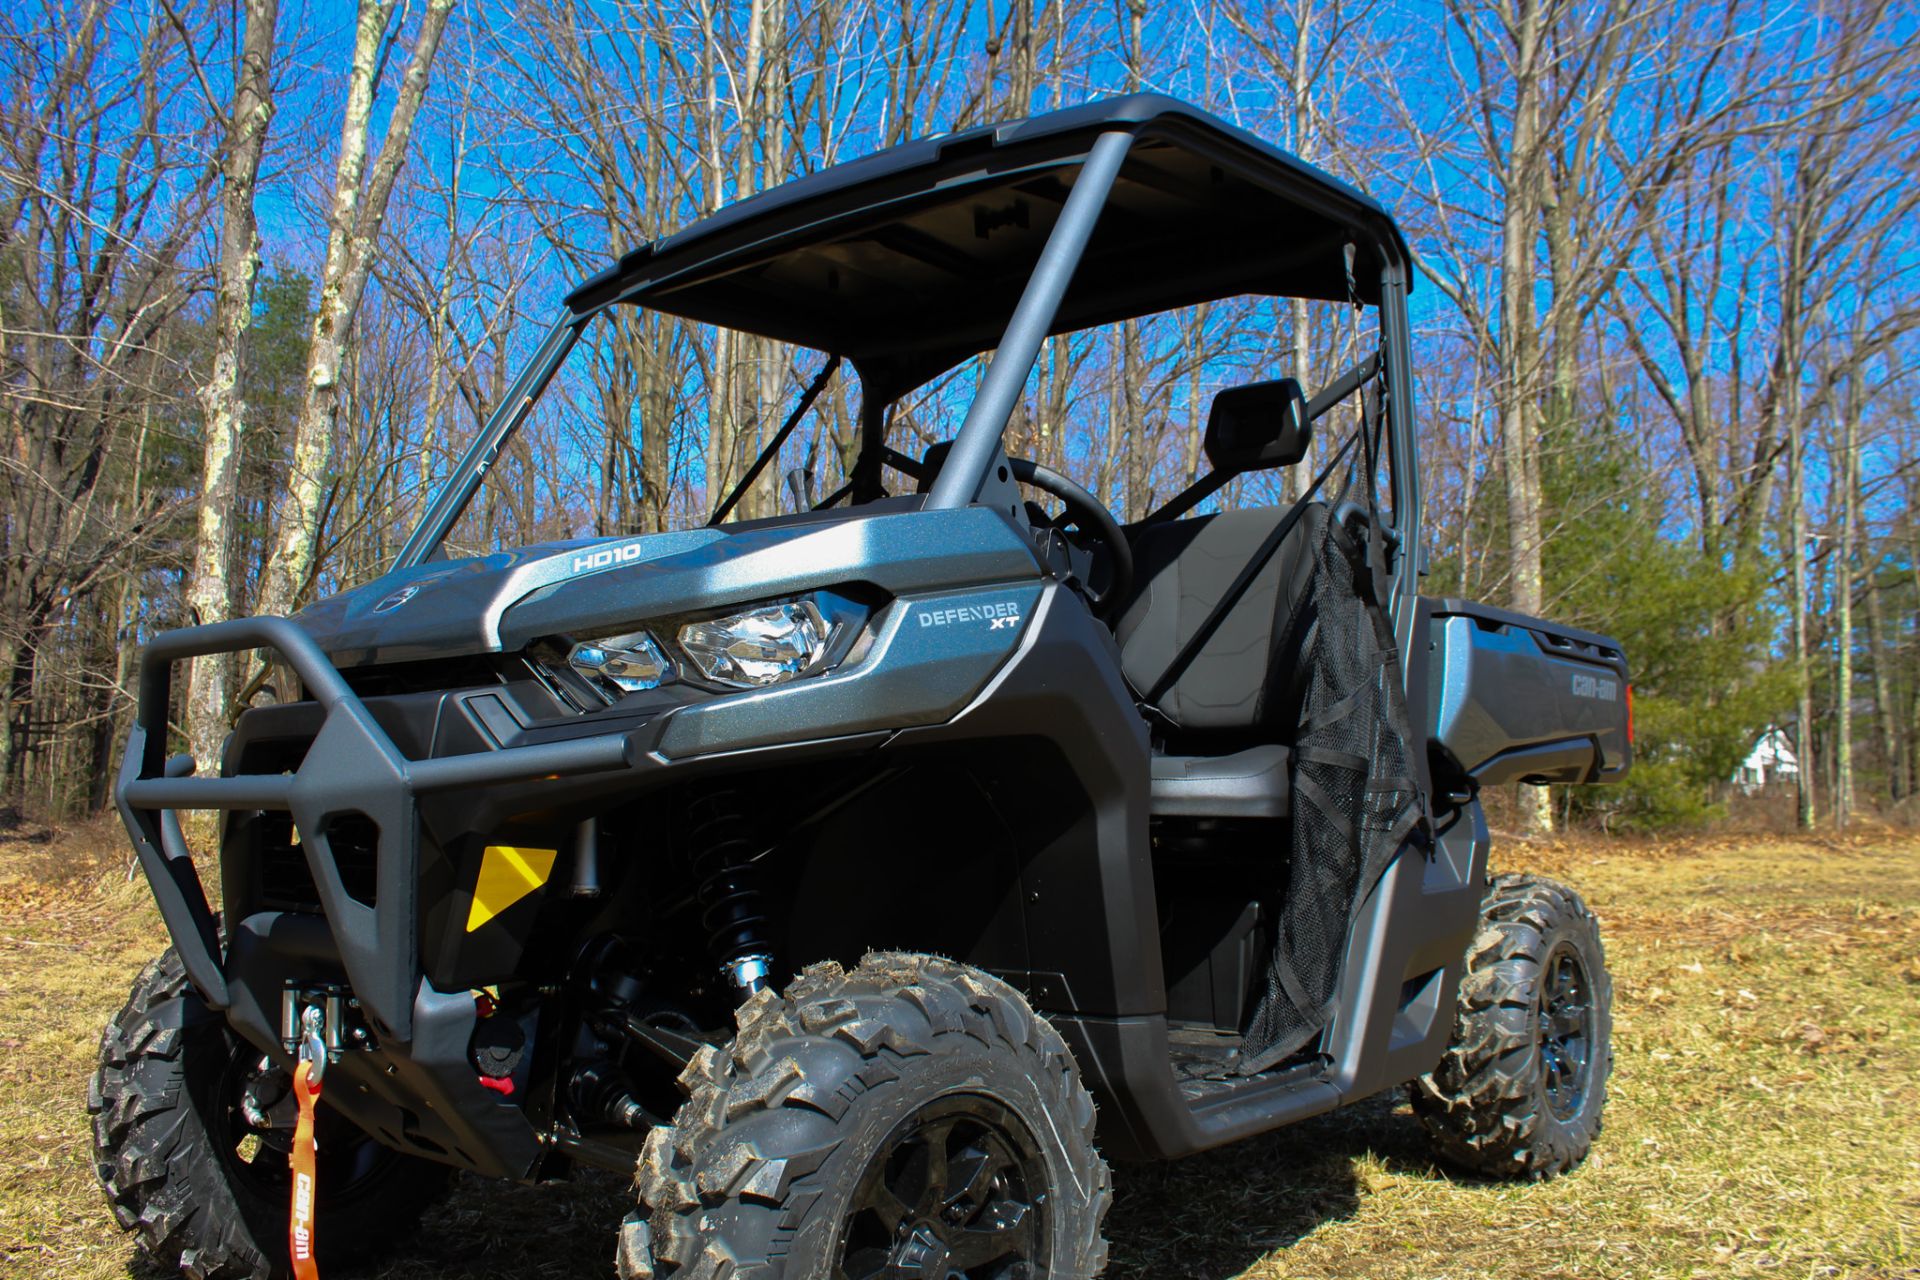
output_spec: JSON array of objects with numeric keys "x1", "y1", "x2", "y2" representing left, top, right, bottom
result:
[{"x1": 289, "y1": 1059, "x2": 321, "y2": 1280}]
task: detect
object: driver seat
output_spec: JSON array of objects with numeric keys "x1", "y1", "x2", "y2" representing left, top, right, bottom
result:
[
  {"x1": 1119, "y1": 502, "x2": 1326, "y2": 820},
  {"x1": 1117, "y1": 502, "x2": 1325, "y2": 733},
  {"x1": 1117, "y1": 375, "x2": 1330, "y2": 821}
]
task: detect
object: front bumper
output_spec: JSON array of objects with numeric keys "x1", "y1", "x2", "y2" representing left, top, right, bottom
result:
[{"x1": 115, "y1": 615, "x2": 636, "y2": 1046}]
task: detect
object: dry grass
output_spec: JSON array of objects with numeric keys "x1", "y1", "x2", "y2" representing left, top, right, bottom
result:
[{"x1": 2, "y1": 818, "x2": 1915, "y2": 1279}]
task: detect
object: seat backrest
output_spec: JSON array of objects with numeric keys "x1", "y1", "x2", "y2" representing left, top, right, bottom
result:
[{"x1": 1116, "y1": 502, "x2": 1326, "y2": 736}]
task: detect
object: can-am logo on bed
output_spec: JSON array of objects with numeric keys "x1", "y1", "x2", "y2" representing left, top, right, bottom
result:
[{"x1": 1571, "y1": 672, "x2": 1618, "y2": 701}]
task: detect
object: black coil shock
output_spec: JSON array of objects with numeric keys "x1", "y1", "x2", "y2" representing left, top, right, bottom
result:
[{"x1": 685, "y1": 788, "x2": 774, "y2": 996}]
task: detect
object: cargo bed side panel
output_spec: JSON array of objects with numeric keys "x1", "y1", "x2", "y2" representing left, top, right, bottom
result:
[{"x1": 1424, "y1": 597, "x2": 1631, "y2": 788}]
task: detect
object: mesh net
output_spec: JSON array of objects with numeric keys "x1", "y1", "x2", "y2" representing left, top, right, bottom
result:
[{"x1": 1233, "y1": 480, "x2": 1429, "y2": 1075}]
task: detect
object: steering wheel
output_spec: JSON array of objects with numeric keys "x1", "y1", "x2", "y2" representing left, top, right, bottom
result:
[{"x1": 1005, "y1": 457, "x2": 1134, "y2": 619}]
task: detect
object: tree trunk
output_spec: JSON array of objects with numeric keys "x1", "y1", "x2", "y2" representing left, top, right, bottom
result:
[
  {"x1": 186, "y1": 0, "x2": 279, "y2": 772},
  {"x1": 1787, "y1": 399, "x2": 1816, "y2": 829},
  {"x1": 1120, "y1": 322, "x2": 1143, "y2": 519},
  {"x1": 256, "y1": 0, "x2": 456, "y2": 619},
  {"x1": 1500, "y1": 0, "x2": 1552, "y2": 835},
  {"x1": 1834, "y1": 373, "x2": 1859, "y2": 826},
  {"x1": 1862, "y1": 533, "x2": 1900, "y2": 800},
  {"x1": 417, "y1": 105, "x2": 468, "y2": 506},
  {"x1": 697, "y1": 0, "x2": 733, "y2": 518},
  {"x1": 1286, "y1": 0, "x2": 1314, "y2": 501},
  {"x1": 0, "y1": 633, "x2": 23, "y2": 801},
  {"x1": 1183, "y1": 307, "x2": 1207, "y2": 484}
]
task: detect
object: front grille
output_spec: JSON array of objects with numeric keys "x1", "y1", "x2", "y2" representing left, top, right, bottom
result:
[
  {"x1": 256, "y1": 810, "x2": 313, "y2": 909},
  {"x1": 256, "y1": 809, "x2": 380, "y2": 912}
]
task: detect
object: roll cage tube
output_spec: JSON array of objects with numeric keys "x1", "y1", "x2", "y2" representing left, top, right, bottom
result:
[
  {"x1": 925, "y1": 128, "x2": 1135, "y2": 511},
  {"x1": 1379, "y1": 259, "x2": 1424, "y2": 664}
]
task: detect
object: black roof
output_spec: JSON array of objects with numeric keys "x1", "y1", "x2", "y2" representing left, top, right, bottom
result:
[{"x1": 566, "y1": 94, "x2": 1410, "y2": 399}]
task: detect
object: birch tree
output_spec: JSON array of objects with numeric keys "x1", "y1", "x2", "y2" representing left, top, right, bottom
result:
[
  {"x1": 185, "y1": 0, "x2": 279, "y2": 769},
  {"x1": 254, "y1": 0, "x2": 457, "y2": 620}
]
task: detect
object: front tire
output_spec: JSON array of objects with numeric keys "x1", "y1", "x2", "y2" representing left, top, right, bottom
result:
[
  {"x1": 1412, "y1": 873, "x2": 1613, "y2": 1179},
  {"x1": 622, "y1": 953, "x2": 1111, "y2": 1279},
  {"x1": 90, "y1": 947, "x2": 454, "y2": 1278}
]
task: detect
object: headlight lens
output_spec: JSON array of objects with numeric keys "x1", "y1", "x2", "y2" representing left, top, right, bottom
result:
[
  {"x1": 679, "y1": 600, "x2": 829, "y2": 688},
  {"x1": 545, "y1": 592, "x2": 864, "y2": 705},
  {"x1": 567, "y1": 630, "x2": 672, "y2": 694}
]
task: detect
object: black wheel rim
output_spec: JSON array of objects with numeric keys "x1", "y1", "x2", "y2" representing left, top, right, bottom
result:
[
  {"x1": 838, "y1": 1093, "x2": 1050, "y2": 1280},
  {"x1": 209, "y1": 1041, "x2": 396, "y2": 1204},
  {"x1": 1538, "y1": 941, "x2": 1594, "y2": 1122}
]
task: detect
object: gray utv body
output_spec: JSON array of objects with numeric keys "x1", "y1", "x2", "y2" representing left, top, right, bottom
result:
[{"x1": 114, "y1": 95, "x2": 1630, "y2": 1180}]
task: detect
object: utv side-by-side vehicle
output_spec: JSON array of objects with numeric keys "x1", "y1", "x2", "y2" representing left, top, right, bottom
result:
[{"x1": 94, "y1": 95, "x2": 1631, "y2": 1280}]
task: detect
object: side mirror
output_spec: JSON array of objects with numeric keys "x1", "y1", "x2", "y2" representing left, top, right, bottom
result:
[{"x1": 1204, "y1": 377, "x2": 1312, "y2": 472}]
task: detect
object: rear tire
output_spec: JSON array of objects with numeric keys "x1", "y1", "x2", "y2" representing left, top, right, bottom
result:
[
  {"x1": 1412, "y1": 873, "x2": 1612, "y2": 1179},
  {"x1": 90, "y1": 947, "x2": 454, "y2": 1278},
  {"x1": 621, "y1": 952, "x2": 1111, "y2": 1279}
]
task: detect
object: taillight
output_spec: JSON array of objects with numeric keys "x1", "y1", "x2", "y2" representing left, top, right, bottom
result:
[{"x1": 1625, "y1": 684, "x2": 1635, "y2": 746}]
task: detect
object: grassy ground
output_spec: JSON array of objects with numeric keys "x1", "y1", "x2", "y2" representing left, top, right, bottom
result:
[{"x1": 2, "y1": 819, "x2": 1915, "y2": 1279}]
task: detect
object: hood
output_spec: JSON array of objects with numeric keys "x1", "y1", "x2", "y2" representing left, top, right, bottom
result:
[
  {"x1": 294, "y1": 528, "x2": 727, "y2": 667},
  {"x1": 293, "y1": 500, "x2": 1041, "y2": 671}
]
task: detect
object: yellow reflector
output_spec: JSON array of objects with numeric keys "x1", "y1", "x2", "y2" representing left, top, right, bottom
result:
[{"x1": 465, "y1": 845, "x2": 558, "y2": 932}]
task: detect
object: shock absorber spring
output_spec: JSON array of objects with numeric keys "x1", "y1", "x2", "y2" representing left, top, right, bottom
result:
[{"x1": 685, "y1": 789, "x2": 774, "y2": 999}]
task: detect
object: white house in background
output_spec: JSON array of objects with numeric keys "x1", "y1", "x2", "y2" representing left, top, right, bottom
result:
[{"x1": 1734, "y1": 727, "x2": 1800, "y2": 793}]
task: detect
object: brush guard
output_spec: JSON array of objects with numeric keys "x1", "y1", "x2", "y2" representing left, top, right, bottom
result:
[{"x1": 115, "y1": 616, "x2": 638, "y2": 1044}]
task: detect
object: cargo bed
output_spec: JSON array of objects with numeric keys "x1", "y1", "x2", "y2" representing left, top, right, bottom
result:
[{"x1": 1420, "y1": 597, "x2": 1631, "y2": 790}]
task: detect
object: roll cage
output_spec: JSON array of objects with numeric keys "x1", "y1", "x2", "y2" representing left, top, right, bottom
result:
[{"x1": 397, "y1": 96, "x2": 1421, "y2": 634}]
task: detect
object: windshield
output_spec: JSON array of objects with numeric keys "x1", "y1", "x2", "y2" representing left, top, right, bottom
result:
[
  {"x1": 402, "y1": 289, "x2": 1385, "y2": 566},
  {"x1": 408, "y1": 309, "x2": 854, "y2": 561}
]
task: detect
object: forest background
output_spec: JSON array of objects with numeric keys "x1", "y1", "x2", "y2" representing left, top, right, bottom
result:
[{"x1": 2, "y1": 0, "x2": 1915, "y2": 835}]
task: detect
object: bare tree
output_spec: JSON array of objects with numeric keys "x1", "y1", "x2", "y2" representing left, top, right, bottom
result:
[
  {"x1": 6, "y1": 0, "x2": 1920, "y2": 834},
  {"x1": 184, "y1": 0, "x2": 279, "y2": 770},
  {"x1": 0, "y1": 1, "x2": 222, "y2": 795},
  {"x1": 255, "y1": 0, "x2": 457, "y2": 621}
]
